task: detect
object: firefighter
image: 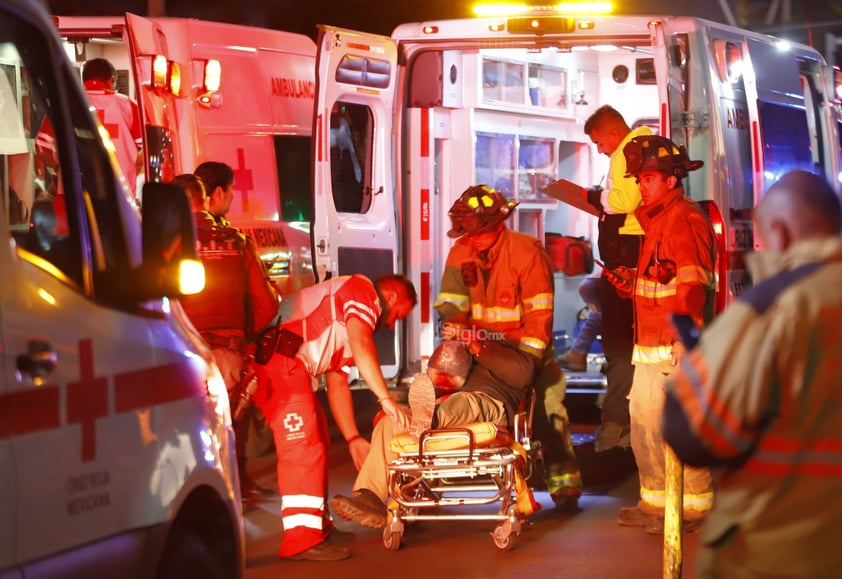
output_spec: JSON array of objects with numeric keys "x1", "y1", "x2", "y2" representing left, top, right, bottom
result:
[
  {"x1": 434, "y1": 184, "x2": 583, "y2": 511},
  {"x1": 173, "y1": 173, "x2": 280, "y2": 501},
  {"x1": 664, "y1": 170, "x2": 842, "y2": 576},
  {"x1": 250, "y1": 272, "x2": 415, "y2": 561},
  {"x1": 605, "y1": 135, "x2": 715, "y2": 534}
]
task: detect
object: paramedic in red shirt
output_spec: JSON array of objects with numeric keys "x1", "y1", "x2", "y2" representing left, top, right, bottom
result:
[
  {"x1": 252, "y1": 273, "x2": 416, "y2": 561},
  {"x1": 81, "y1": 58, "x2": 142, "y2": 202}
]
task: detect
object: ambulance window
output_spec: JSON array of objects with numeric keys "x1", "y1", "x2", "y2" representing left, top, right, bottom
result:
[
  {"x1": 3, "y1": 21, "x2": 131, "y2": 291},
  {"x1": 476, "y1": 132, "x2": 515, "y2": 197},
  {"x1": 757, "y1": 101, "x2": 814, "y2": 180},
  {"x1": 329, "y1": 101, "x2": 373, "y2": 214},
  {"x1": 4, "y1": 40, "x2": 81, "y2": 285},
  {"x1": 518, "y1": 137, "x2": 556, "y2": 200},
  {"x1": 275, "y1": 135, "x2": 311, "y2": 222}
]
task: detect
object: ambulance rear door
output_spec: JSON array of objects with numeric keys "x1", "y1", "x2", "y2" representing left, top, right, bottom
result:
[
  {"x1": 313, "y1": 26, "x2": 401, "y2": 379},
  {"x1": 125, "y1": 13, "x2": 180, "y2": 184},
  {"x1": 742, "y1": 36, "x2": 814, "y2": 207}
]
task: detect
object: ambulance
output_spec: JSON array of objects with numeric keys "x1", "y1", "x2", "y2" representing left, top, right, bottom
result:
[
  {"x1": 1, "y1": 0, "x2": 243, "y2": 576},
  {"x1": 51, "y1": 13, "x2": 318, "y2": 297},
  {"x1": 311, "y1": 4, "x2": 842, "y2": 384}
]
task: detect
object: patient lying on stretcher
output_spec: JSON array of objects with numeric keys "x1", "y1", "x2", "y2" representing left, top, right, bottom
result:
[{"x1": 330, "y1": 338, "x2": 540, "y2": 529}]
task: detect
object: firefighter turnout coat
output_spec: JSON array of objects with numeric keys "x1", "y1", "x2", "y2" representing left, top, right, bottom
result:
[{"x1": 664, "y1": 237, "x2": 842, "y2": 578}]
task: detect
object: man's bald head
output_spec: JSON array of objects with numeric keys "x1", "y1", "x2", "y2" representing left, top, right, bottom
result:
[{"x1": 757, "y1": 170, "x2": 842, "y2": 251}]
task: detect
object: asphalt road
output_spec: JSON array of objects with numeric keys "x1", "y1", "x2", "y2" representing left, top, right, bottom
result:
[{"x1": 240, "y1": 390, "x2": 702, "y2": 578}]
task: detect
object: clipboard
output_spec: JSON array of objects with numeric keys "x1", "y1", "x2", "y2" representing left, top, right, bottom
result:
[{"x1": 541, "y1": 179, "x2": 600, "y2": 217}]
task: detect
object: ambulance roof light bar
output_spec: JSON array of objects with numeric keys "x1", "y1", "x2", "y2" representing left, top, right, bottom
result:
[{"x1": 472, "y1": 2, "x2": 613, "y2": 17}]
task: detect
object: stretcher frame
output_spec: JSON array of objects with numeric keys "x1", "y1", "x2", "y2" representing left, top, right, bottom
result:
[{"x1": 382, "y1": 389, "x2": 541, "y2": 551}]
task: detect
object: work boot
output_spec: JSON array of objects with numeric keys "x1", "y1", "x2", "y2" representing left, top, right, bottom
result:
[
  {"x1": 285, "y1": 541, "x2": 351, "y2": 561},
  {"x1": 408, "y1": 374, "x2": 436, "y2": 440},
  {"x1": 593, "y1": 423, "x2": 631, "y2": 453},
  {"x1": 617, "y1": 506, "x2": 661, "y2": 528},
  {"x1": 557, "y1": 349, "x2": 587, "y2": 372},
  {"x1": 329, "y1": 488, "x2": 388, "y2": 529}
]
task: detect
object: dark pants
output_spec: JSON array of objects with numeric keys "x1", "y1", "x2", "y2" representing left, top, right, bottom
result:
[{"x1": 598, "y1": 231, "x2": 638, "y2": 429}]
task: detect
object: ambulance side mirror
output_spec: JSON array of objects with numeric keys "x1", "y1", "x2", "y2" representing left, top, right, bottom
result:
[{"x1": 137, "y1": 182, "x2": 205, "y2": 299}]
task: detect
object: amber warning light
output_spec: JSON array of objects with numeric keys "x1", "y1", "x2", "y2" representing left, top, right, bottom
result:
[{"x1": 472, "y1": 2, "x2": 613, "y2": 17}]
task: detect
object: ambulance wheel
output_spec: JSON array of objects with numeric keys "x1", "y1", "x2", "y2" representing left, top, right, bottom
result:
[
  {"x1": 383, "y1": 528, "x2": 402, "y2": 551},
  {"x1": 492, "y1": 523, "x2": 516, "y2": 551},
  {"x1": 157, "y1": 528, "x2": 223, "y2": 579}
]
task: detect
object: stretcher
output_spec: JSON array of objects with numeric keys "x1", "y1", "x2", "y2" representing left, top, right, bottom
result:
[{"x1": 382, "y1": 389, "x2": 542, "y2": 551}]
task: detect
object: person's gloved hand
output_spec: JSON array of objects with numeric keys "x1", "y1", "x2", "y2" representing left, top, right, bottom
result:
[
  {"x1": 604, "y1": 266, "x2": 635, "y2": 299},
  {"x1": 586, "y1": 185, "x2": 604, "y2": 212}
]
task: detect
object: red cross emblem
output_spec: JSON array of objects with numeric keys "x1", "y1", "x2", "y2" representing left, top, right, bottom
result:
[
  {"x1": 67, "y1": 339, "x2": 108, "y2": 462},
  {"x1": 283, "y1": 412, "x2": 304, "y2": 433},
  {"x1": 95, "y1": 108, "x2": 119, "y2": 140},
  {"x1": 233, "y1": 147, "x2": 254, "y2": 213}
]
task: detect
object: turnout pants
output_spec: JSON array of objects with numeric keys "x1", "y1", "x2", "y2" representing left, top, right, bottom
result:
[
  {"x1": 630, "y1": 361, "x2": 712, "y2": 518},
  {"x1": 533, "y1": 361, "x2": 582, "y2": 497}
]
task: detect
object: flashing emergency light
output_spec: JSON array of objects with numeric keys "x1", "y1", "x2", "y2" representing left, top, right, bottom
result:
[
  {"x1": 168, "y1": 61, "x2": 181, "y2": 96},
  {"x1": 151, "y1": 55, "x2": 181, "y2": 96},
  {"x1": 179, "y1": 258, "x2": 206, "y2": 295},
  {"x1": 472, "y1": 2, "x2": 612, "y2": 17},
  {"x1": 152, "y1": 54, "x2": 168, "y2": 89},
  {"x1": 203, "y1": 59, "x2": 221, "y2": 92}
]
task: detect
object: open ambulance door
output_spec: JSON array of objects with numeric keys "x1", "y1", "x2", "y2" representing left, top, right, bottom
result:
[
  {"x1": 742, "y1": 37, "x2": 814, "y2": 215},
  {"x1": 125, "y1": 13, "x2": 180, "y2": 184},
  {"x1": 313, "y1": 26, "x2": 402, "y2": 379}
]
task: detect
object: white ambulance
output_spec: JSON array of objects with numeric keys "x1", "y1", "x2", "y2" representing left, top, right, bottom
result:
[
  {"x1": 311, "y1": 6, "x2": 842, "y2": 383},
  {"x1": 1, "y1": 1, "x2": 243, "y2": 577},
  {"x1": 51, "y1": 13, "x2": 318, "y2": 298}
]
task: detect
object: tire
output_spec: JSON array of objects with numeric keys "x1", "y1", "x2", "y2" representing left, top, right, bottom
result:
[
  {"x1": 157, "y1": 528, "x2": 224, "y2": 579},
  {"x1": 383, "y1": 528, "x2": 402, "y2": 551},
  {"x1": 492, "y1": 524, "x2": 516, "y2": 551}
]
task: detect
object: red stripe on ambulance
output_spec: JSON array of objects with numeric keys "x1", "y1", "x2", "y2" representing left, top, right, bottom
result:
[{"x1": 0, "y1": 339, "x2": 204, "y2": 462}]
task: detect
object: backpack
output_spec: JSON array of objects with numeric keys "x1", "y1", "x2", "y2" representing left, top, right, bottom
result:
[{"x1": 545, "y1": 233, "x2": 594, "y2": 276}]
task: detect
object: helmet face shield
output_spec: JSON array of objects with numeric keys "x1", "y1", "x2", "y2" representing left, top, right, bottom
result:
[{"x1": 447, "y1": 185, "x2": 518, "y2": 238}]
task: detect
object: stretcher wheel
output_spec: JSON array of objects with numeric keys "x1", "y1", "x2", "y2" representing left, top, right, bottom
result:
[
  {"x1": 491, "y1": 523, "x2": 516, "y2": 551},
  {"x1": 383, "y1": 528, "x2": 402, "y2": 551}
]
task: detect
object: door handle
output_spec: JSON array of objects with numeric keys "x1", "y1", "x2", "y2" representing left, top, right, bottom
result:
[{"x1": 16, "y1": 339, "x2": 57, "y2": 384}]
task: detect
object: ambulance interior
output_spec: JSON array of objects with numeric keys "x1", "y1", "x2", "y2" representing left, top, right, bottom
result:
[{"x1": 405, "y1": 41, "x2": 659, "y2": 363}]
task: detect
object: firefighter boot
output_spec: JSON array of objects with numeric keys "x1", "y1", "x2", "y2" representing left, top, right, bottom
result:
[{"x1": 547, "y1": 469, "x2": 583, "y2": 513}]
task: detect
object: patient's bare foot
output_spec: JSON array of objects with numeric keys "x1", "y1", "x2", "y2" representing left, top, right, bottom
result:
[{"x1": 409, "y1": 374, "x2": 436, "y2": 440}]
